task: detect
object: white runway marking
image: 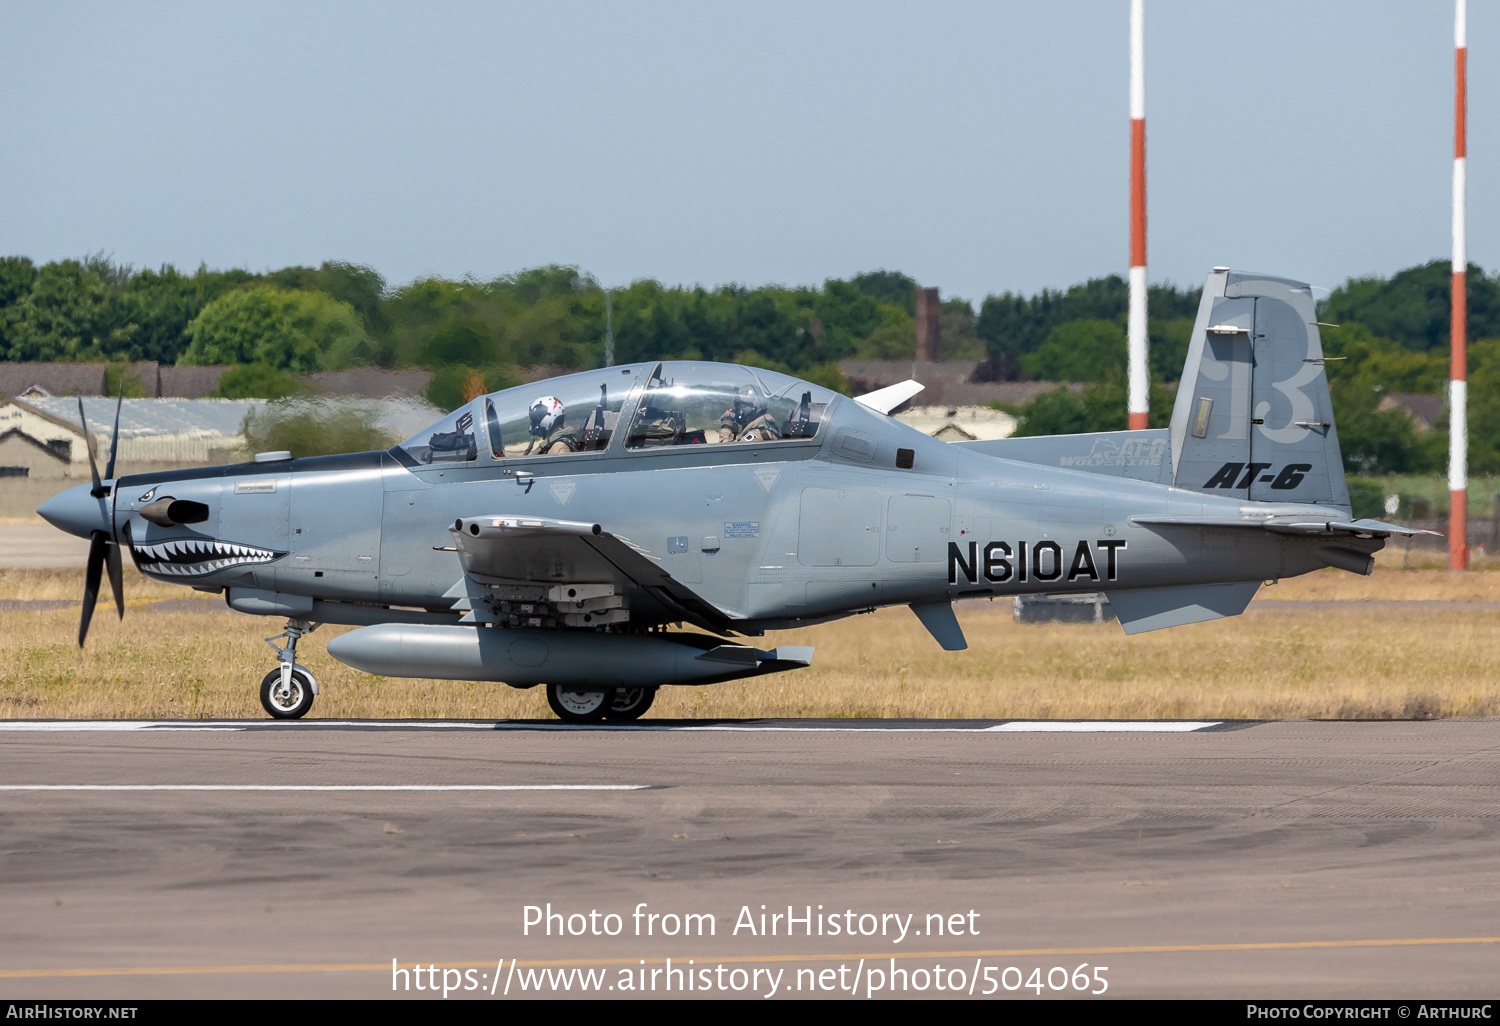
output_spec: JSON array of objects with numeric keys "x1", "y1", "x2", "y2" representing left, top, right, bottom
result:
[
  {"x1": 494, "y1": 721, "x2": 1224, "y2": 733},
  {"x1": 0, "y1": 720, "x2": 1224, "y2": 733},
  {"x1": 0, "y1": 784, "x2": 650, "y2": 792},
  {"x1": 0, "y1": 721, "x2": 249, "y2": 731},
  {"x1": 989, "y1": 721, "x2": 1220, "y2": 732},
  {"x1": 0, "y1": 720, "x2": 502, "y2": 731}
]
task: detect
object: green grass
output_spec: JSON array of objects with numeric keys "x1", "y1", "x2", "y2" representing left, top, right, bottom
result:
[{"x1": 1353, "y1": 473, "x2": 1500, "y2": 518}]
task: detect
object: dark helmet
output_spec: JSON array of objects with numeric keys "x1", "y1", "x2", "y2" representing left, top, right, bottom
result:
[{"x1": 732, "y1": 385, "x2": 766, "y2": 426}]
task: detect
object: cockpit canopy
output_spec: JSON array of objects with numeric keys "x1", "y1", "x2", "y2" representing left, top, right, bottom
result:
[
  {"x1": 626, "y1": 362, "x2": 831, "y2": 449},
  {"x1": 396, "y1": 362, "x2": 837, "y2": 465}
]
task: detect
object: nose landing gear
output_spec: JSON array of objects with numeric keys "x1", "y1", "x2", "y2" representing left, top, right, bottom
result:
[{"x1": 260, "y1": 619, "x2": 320, "y2": 719}]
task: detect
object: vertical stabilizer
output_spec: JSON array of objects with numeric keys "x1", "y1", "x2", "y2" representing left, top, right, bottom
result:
[{"x1": 1168, "y1": 269, "x2": 1349, "y2": 510}]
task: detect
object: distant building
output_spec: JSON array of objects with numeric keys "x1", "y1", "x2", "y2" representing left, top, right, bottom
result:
[
  {"x1": 0, "y1": 361, "x2": 236, "y2": 398},
  {"x1": 159, "y1": 364, "x2": 234, "y2": 397},
  {"x1": 914, "y1": 287, "x2": 942, "y2": 362},
  {"x1": 840, "y1": 360, "x2": 1077, "y2": 410},
  {"x1": 0, "y1": 394, "x2": 444, "y2": 481},
  {"x1": 894, "y1": 405, "x2": 1017, "y2": 442},
  {"x1": 306, "y1": 368, "x2": 431, "y2": 397},
  {"x1": 1376, "y1": 392, "x2": 1445, "y2": 432},
  {"x1": 12, "y1": 396, "x2": 268, "y2": 467},
  {"x1": 1, "y1": 363, "x2": 114, "y2": 398},
  {"x1": 0, "y1": 361, "x2": 432, "y2": 399},
  {"x1": 0, "y1": 397, "x2": 91, "y2": 479}
]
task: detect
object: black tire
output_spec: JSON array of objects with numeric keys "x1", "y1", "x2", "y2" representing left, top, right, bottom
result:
[
  {"x1": 606, "y1": 687, "x2": 656, "y2": 721},
  {"x1": 260, "y1": 667, "x2": 315, "y2": 720},
  {"x1": 546, "y1": 683, "x2": 610, "y2": 723}
]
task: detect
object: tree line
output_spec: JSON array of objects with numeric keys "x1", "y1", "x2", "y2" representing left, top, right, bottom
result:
[
  {"x1": 1, "y1": 253, "x2": 1496, "y2": 479},
  {"x1": 0, "y1": 255, "x2": 1204, "y2": 405}
]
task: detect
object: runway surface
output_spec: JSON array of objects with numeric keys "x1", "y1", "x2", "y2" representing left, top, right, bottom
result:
[
  {"x1": 0, "y1": 718, "x2": 1496, "y2": 1000},
  {"x1": 0, "y1": 523, "x2": 90, "y2": 569}
]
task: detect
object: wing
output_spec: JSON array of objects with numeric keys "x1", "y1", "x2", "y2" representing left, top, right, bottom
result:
[{"x1": 443, "y1": 514, "x2": 737, "y2": 635}]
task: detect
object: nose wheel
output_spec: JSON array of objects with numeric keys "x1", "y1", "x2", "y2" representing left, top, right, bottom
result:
[
  {"x1": 260, "y1": 667, "x2": 316, "y2": 719},
  {"x1": 260, "y1": 619, "x2": 320, "y2": 720}
]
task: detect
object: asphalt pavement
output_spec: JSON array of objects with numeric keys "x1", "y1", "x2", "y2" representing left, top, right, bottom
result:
[{"x1": 0, "y1": 719, "x2": 1495, "y2": 999}]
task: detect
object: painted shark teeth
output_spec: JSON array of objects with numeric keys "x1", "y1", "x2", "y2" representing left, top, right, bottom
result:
[{"x1": 132, "y1": 538, "x2": 284, "y2": 578}]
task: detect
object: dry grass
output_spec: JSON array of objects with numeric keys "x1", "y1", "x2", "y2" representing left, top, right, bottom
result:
[
  {"x1": 1268, "y1": 564, "x2": 1500, "y2": 601},
  {"x1": 0, "y1": 566, "x2": 184, "y2": 603},
  {"x1": 1, "y1": 566, "x2": 1497, "y2": 721}
]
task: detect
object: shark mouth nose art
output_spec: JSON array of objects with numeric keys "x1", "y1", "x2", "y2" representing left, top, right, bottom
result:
[{"x1": 132, "y1": 539, "x2": 283, "y2": 577}]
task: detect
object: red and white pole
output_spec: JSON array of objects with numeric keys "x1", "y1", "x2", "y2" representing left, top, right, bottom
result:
[
  {"x1": 1450, "y1": 0, "x2": 1468, "y2": 569},
  {"x1": 1127, "y1": 0, "x2": 1148, "y2": 431}
]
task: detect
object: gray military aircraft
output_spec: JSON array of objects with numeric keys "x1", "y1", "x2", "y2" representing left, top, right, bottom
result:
[{"x1": 39, "y1": 268, "x2": 1427, "y2": 722}]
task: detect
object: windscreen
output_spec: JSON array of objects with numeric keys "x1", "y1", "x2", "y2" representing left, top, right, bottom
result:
[
  {"x1": 397, "y1": 405, "x2": 478, "y2": 464},
  {"x1": 399, "y1": 366, "x2": 645, "y2": 464}
]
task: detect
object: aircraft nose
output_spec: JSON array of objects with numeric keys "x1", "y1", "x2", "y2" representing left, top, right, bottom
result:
[{"x1": 37, "y1": 483, "x2": 111, "y2": 540}]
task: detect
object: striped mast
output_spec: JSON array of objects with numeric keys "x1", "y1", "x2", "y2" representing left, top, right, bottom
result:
[
  {"x1": 1450, "y1": 0, "x2": 1468, "y2": 569},
  {"x1": 1127, "y1": 0, "x2": 1148, "y2": 430}
]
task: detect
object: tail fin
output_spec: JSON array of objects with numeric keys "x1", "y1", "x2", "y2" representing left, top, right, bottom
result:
[{"x1": 1168, "y1": 268, "x2": 1349, "y2": 510}]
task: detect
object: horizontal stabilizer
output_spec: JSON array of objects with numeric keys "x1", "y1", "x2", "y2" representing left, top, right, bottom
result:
[
  {"x1": 1299, "y1": 518, "x2": 1440, "y2": 538},
  {"x1": 854, "y1": 379, "x2": 924, "y2": 415},
  {"x1": 1108, "y1": 581, "x2": 1260, "y2": 636},
  {"x1": 1132, "y1": 515, "x2": 1439, "y2": 538}
]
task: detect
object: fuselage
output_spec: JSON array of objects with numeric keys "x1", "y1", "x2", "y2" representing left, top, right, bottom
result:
[{"x1": 40, "y1": 360, "x2": 1349, "y2": 636}]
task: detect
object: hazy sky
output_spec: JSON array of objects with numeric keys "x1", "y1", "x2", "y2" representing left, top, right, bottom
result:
[{"x1": 2, "y1": 1, "x2": 1492, "y2": 302}]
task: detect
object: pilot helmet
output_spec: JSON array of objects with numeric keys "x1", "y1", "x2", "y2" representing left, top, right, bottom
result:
[
  {"x1": 528, "y1": 395, "x2": 565, "y2": 437},
  {"x1": 732, "y1": 385, "x2": 766, "y2": 425}
]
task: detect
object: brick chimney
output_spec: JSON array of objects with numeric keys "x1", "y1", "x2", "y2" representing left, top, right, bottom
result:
[{"x1": 914, "y1": 286, "x2": 941, "y2": 362}]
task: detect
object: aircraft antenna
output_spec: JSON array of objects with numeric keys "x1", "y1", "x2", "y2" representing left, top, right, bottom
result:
[
  {"x1": 1127, "y1": 0, "x2": 1148, "y2": 431},
  {"x1": 1450, "y1": 0, "x2": 1468, "y2": 569}
]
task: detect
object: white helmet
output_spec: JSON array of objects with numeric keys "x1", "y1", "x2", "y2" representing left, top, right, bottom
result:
[{"x1": 528, "y1": 395, "x2": 565, "y2": 437}]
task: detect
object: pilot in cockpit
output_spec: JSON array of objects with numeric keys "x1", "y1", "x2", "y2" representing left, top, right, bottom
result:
[
  {"x1": 719, "y1": 385, "x2": 781, "y2": 444},
  {"x1": 526, "y1": 395, "x2": 576, "y2": 454}
]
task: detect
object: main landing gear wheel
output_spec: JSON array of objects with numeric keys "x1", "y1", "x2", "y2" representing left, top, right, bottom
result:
[
  {"x1": 546, "y1": 684, "x2": 611, "y2": 723},
  {"x1": 260, "y1": 667, "x2": 316, "y2": 719},
  {"x1": 607, "y1": 687, "x2": 655, "y2": 721}
]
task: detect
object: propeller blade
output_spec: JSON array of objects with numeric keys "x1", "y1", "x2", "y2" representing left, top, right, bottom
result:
[
  {"x1": 105, "y1": 540, "x2": 124, "y2": 620},
  {"x1": 80, "y1": 531, "x2": 107, "y2": 647},
  {"x1": 77, "y1": 396, "x2": 103, "y2": 499},
  {"x1": 103, "y1": 383, "x2": 124, "y2": 483}
]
